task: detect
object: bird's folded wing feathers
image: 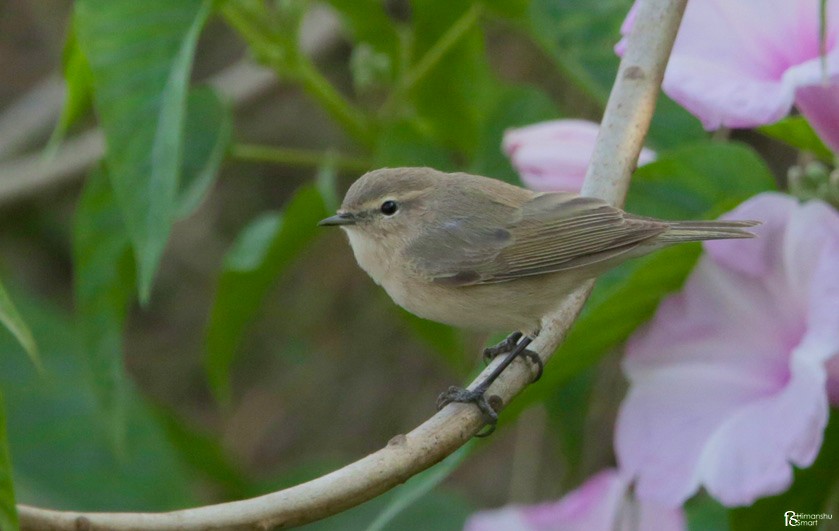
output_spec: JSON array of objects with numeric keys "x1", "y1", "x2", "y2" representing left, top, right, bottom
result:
[{"x1": 408, "y1": 193, "x2": 667, "y2": 286}]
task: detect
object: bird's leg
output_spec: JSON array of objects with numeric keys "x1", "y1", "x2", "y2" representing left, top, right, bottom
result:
[
  {"x1": 482, "y1": 331, "x2": 522, "y2": 363},
  {"x1": 483, "y1": 331, "x2": 543, "y2": 382},
  {"x1": 437, "y1": 334, "x2": 542, "y2": 436}
]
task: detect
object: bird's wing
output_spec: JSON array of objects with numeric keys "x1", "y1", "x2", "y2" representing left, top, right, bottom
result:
[{"x1": 408, "y1": 192, "x2": 667, "y2": 286}]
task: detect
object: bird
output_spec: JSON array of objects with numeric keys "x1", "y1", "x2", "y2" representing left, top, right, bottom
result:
[{"x1": 319, "y1": 167, "x2": 758, "y2": 434}]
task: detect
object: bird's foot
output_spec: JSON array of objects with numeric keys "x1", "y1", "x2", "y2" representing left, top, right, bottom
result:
[
  {"x1": 483, "y1": 332, "x2": 543, "y2": 383},
  {"x1": 437, "y1": 386, "x2": 501, "y2": 437},
  {"x1": 482, "y1": 331, "x2": 523, "y2": 363}
]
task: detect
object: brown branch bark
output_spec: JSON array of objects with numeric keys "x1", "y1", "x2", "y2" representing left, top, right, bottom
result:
[{"x1": 17, "y1": 0, "x2": 687, "y2": 528}]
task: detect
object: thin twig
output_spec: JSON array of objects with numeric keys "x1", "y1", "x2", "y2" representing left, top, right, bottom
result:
[
  {"x1": 0, "y1": 75, "x2": 65, "y2": 160},
  {"x1": 17, "y1": 0, "x2": 687, "y2": 528}
]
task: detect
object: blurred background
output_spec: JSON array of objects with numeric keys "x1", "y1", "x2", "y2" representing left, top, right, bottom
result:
[{"x1": 0, "y1": 0, "x2": 806, "y2": 529}]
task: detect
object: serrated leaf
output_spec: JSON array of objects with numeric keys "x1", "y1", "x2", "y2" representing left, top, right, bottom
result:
[
  {"x1": 205, "y1": 186, "x2": 328, "y2": 404},
  {"x1": 73, "y1": 167, "x2": 134, "y2": 452},
  {"x1": 759, "y1": 116, "x2": 834, "y2": 161},
  {"x1": 75, "y1": 0, "x2": 213, "y2": 302},
  {"x1": 0, "y1": 281, "x2": 41, "y2": 373},
  {"x1": 729, "y1": 410, "x2": 839, "y2": 531},
  {"x1": 0, "y1": 392, "x2": 18, "y2": 531}
]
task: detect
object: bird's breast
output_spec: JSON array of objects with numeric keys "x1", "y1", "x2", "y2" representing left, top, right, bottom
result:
[{"x1": 344, "y1": 229, "x2": 392, "y2": 285}]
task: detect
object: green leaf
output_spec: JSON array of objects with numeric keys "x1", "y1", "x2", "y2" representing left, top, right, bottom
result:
[
  {"x1": 478, "y1": 0, "x2": 529, "y2": 20},
  {"x1": 508, "y1": 142, "x2": 776, "y2": 415},
  {"x1": 73, "y1": 167, "x2": 134, "y2": 452},
  {"x1": 626, "y1": 142, "x2": 777, "y2": 220},
  {"x1": 365, "y1": 442, "x2": 475, "y2": 531},
  {"x1": 687, "y1": 494, "x2": 730, "y2": 531},
  {"x1": 301, "y1": 489, "x2": 471, "y2": 531},
  {"x1": 177, "y1": 87, "x2": 233, "y2": 218},
  {"x1": 527, "y1": 0, "x2": 630, "y2": 107},
  {"x1": 324, "y1": 0, "x2": 401, "y2": 79},
  {"x1": 75, "y1": 0, "x2": 213, "y2": 302},
  {"x1": 0, "y1": 393, "x2": 19, "y2": 531},
  {"x1": 526, "y1": 0, "x2": 705, "y2": 149},
  {"x1": 154, "y1": 405, "x2": 257, "y2": 500},
  {"x1": 730, "y1": 410, "x2": 839, "y2": 531},
  {"x1": 47, "y1": 24, "x2": 93, "y2": 153},
  {"x1": 469, "y1": 84, "x2": 560, "y2": 185},
  {"x1": 647, "y1": 95, "x2": 707, "y2": 151},
  {"x1": 205, "y1": 186, "x2": 328, "y2": 403},
  {"x1": 0, "y1": 281, "x2": 40, "y2": 373},
  {"x1": 396, "y1": 308, "x2": 466, "y2": 373},
  {"x1": 543, "y1": 366, "x2": 597, "y2": 484},
  {"x1": 759, "y1": 116, "x2": 834, "y2": 161},
  {"x1": 373, "y1": 120, "x2": 456, "y2": 170},
  {"x1": 0, "y1": 294, "x2": 193, "y2": 511},
  {"x1": 409, "y1": 0, "x2": 497, "y2": 154}
]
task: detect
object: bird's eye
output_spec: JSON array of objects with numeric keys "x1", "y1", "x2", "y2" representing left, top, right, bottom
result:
[{"x1": 380, "y1": 200, "x2": 399, "y2": 216}]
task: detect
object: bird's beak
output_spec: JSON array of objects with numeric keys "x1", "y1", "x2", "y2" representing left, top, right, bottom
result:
[{"x1": 318, "y1": 212, "x2": 357, "y2": 227}]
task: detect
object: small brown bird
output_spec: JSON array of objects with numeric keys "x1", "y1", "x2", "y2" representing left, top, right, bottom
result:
[{"x1": 320, "y1": 167, "x2": 758, "y2": 432}]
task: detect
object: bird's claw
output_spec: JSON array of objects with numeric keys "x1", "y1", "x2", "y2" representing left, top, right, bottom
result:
[
  {"x1": 483, "y1": 333, "x2": 543, "y2": 383},
  {"x1": 482, "y1": 332, "x2": 523, "y2": 364},
  {"x1": 520, "y1": 349, "x2": 544, "y2": 382},
  {"x1": 437, "y1": 386, "x2": 500, "y2": 437}
]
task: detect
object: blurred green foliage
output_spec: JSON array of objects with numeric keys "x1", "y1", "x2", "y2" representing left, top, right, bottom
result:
[{"x1": 0, "y1": 0, "x2": 832, "y2": 529}]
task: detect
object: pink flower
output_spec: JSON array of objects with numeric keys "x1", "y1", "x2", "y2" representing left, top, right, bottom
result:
[
  {"x1": 617, "y1": 0, "x2": 839, "y2": 152},
  {"x1": 616, "y1": 193, "x2": 839, "y2": 507},
  {"x1": 502, "y1": 120, "x2": 656, "y2": 192},
  {"x1": 464, "y1": 469, "x2": 685, "y2": 531}
]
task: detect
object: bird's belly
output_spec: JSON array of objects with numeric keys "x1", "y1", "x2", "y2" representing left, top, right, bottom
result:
[{"x1": 380, "y1": 274, "x2": 578, "y2": 334}]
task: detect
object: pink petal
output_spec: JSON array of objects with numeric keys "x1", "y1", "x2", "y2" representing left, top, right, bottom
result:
[
  {"x1": 796, "y1": 84, "x2": 839, "y2": 153},
  {"x1": 617, "y1": 0, "x2": 839, "y2": 129},
  {"x1": 503, "y1": 120, "x2": 655, "y2": 192},
  {"x1": 464, "y1": 470, "x2": 685, "y2": 531},
  {"x1": 696, "y1": 356, "x2": 828, "y2": 506},
  {"x1": 705, "y1": 193, "x2": 796, "y2": 278},
  {"x1": 624, "y1": 258, "x2": 798, "y2": 374},
  {"x1": 618, "y1": 194, "x2": 839, "y2": 508}
]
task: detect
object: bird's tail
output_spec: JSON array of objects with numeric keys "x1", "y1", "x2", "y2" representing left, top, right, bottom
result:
[{"x1": 658, "y1": 219, "x2": 761, "y2": 243}]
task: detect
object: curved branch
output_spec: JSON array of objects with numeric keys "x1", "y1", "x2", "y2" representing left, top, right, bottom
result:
[{"x1": 17, "y1": 0, "x2": 687, "y2": 529}]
